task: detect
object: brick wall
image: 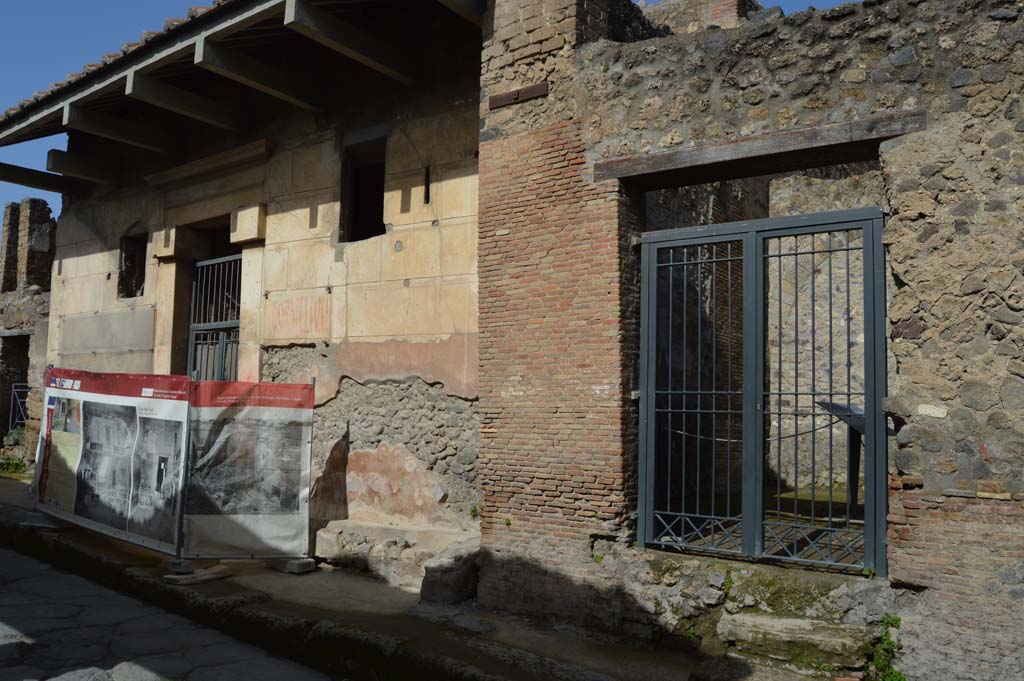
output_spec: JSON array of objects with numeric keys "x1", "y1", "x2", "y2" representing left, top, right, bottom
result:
[
  {"x1": 17, "y1": 199, "x2": 55, "y2": 291},
  {"x1": 476, "y1": 118, "x2": 642, "y2": 611},
  {"x1": 888, "y1": 475, "x2": 1024, "y2": 678},
  {"x1": 0, "y1": 203, "x2": 19, "y2": 293}
]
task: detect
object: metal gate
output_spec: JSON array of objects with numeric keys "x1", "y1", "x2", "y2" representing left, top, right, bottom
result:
[
  {"x1": 639, "y1": 208, "x2": 887, "y2": 574},
  {"x1": 188, "y1": 254, "x2": 241, "y2": 382}
]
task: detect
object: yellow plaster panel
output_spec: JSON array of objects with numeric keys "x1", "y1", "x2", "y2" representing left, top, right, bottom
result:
[
  {"x1": 267, "y1": 150, "x2": 293, "y2": 199},
  {"x1": 265, "y1": 193, "x2": 339, "y2": 245},
  {"x1": 66, "y1": 242, "x2": 113, "y2": 279},
  {"x1": 239, "y1": 245, "x2": 264, "y2": 381},
  {"x1": 262, "y1": 291, "x2": 331, "y2": 343},
  {"x1": 230, "y1": 204, "x2": 267, "y2": 244},
  {"x1": 384, "y1": 169, "x2": 437, "y2": 228},
  {"x1": 347, "y1": 279, "x2": 437, "y2": 338},
  {"x1": 286, "y1": 239, "x2": 334, "y2": 290},
  {"x1": 437, "y1": 276, "x2": 478, "y2": 334},
  {"x1": 58, "y1": 274, "x2": 105, "y2": 316},
  {"x1": 440, "y1": 218, "x2": 477, "y2": 277},
  {"x1": 165, "y1": 185, "x2": 265, "y2": 229},
  {"x1": 344, "y1": 236, "x2": 382, "y2": 284},
  {"x1": 437, "y1": 159, "x2": 478, "y2": 221},
  {"x1": 331, "y1": 285, "x2": 347, "y2": 343},
  {"x1": 263, "y1": 244, "x2": 289, "y2": 292},
  {"x1": 381, "y1": 225, "x2": 441, "y2": 281},
  {"x1": 292, "y1": 140, "x2": 340, "y2": 194}
]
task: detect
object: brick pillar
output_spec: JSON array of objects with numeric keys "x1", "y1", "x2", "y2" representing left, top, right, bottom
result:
[
  {"x1": 17, "y1": 198, "x2": 56, "y2": 291},
  {"x1": 476, "y1": 0, "x2": 646, "y2": 621},
  {"x1": 0, "y1": 203, "x2": 20, "y2": 293}
]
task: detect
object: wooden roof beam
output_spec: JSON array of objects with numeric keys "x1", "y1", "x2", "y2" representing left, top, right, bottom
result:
[
  {"x1": 126, "y1": 72, "x2": 239, "y2": 131},
  {"x1": 63, "y1": 104, "x2": 170, "y2": 154},
  {"x1": 436, "y1": 0, "x2": 484, "y2": 26},
  {"x1": 0, "y1": 161, "x2": 70, "y2": 194},
  {"x1": 46, "y1": 150, "x2": 118, "y2": 185},
  {"x1": 194, "y1": 35, "x2": 321, "y2": 112},
  {"x1": 284, "y1": 0, "x2": 413, "y2": 84}
]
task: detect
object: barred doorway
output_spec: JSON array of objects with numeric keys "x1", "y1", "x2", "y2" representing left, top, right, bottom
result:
[
  {"x1": 187, "y1": 254, "x2": 241, "y2": 382},
  {"x1": 638, "y1": 209, "x2": 888, "y2": 574}
]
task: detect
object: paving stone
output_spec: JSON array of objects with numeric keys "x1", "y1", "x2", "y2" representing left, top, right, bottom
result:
[
  {"x1": 111, "y1": 632, "x2": 185, "y2": 659},
  {"x1": 47, "y1": 667, "x2": 113, "y2": 681},
  {"x1": 0, "y1": 666, "x2": 43, "y2": 681},
  {"x1": 184, "y1": 657, "x2": 331, "y2": 681},
  {"x1": 182, "y1": 641, "x2": 267, "y2": 668}
]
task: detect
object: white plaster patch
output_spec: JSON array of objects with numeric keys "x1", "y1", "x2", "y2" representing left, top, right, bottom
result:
[{"x1": 917, "y1": 404, "x2": 948, "y2": 419}]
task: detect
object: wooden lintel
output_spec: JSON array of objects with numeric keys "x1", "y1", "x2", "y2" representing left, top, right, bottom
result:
[
  {"x1": 284, "y1": 0, "x2": 413, "y2": 84},
  {"x1": 593, "y1": 110, "x2": 929, "y2": 185},
  {"x1": 0, "y1": 161, "x2": 70, "y2": 194},
  {"x1": 46, "y1": 150, "x2": 118, "y2": 185},
  {"x1": 194, "y1": 36, "x2": 321, "y2": 112},
  {"x1": 145, "y1": 139, "x2": 271, "y2": 188},
  {"x1": 126, "y1": 72, "x2": 238, "y2": 131},
  {"x1": 436, "y1": 0, "x2": 484, "y2": 26},
  {"x1": 62, "y1": 104, "x2": 170, "y2": 154},
  {"x1": 489, "y1": 82, "x2": 549, "y2": 110}
]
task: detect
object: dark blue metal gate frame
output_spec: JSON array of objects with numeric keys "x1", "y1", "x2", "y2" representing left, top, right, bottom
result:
[{"x1": 638, "y1": 208, "x2": 888, "y2": 575}]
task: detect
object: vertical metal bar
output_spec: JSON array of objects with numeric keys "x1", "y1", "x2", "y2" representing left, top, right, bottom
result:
[
  {"x1": 741, "y1": 232, "x2": 761, "y2": 557},
  {"x1": 696, "y1": 249, "x2": 703, "y2": 523},
  {"x1": 845, "y1": 230, "x2": 853, "y2": 528},
  {"x1": 865, "y1": 217, "x2": 888, "y2": 576},
  {"x1": 681, "y1": 247, "x2": 688, "y2": 522},
  {"x1": 792, "y1": 235, "x2": 799, "y2": 558},
  {"x1": 710, "y1": 244, "x2": 717, "y2": 546},
  {"x1": 726, "y1": 245, "x2": 734, "y2": 521},
  {"x1": 828, "y1": 231, "x2": 835, "y2": 560},
  {"x1": 638, "y1": 242, "x2": 653, "y2": 549},
  {"x1": 668, "y1": 248, "x2": 674, "y2": 522},
  {"x1": 776, "y1": 237, "x2": 783, "y2": 529},
  {"x1": 875, "y1": 216, "x2": 889, "y2": 578},
  {"x1": 810, "y1": 234, "x2": 817, "y2": 532}
]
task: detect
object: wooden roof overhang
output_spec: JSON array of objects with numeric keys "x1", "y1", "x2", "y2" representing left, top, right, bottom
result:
[{"x1": 0, "y1": 0, "x2": 484, "y2": 194}]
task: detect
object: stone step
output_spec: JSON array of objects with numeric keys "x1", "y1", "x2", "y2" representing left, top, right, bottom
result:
[
  {"x1": 315, "y1": 518, "x2": 478, "y2": 592},
  {"x1": 717, "y1": 611, "x2": 875, "y2": 671}
]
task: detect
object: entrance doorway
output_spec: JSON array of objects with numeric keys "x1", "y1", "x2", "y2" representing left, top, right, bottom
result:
[
  {"x1": 638, "y1": 208, "x2": 888, "y2": 574},
  {"x1": 187, "y1": 254, "x2": 242, "y2": 382}
]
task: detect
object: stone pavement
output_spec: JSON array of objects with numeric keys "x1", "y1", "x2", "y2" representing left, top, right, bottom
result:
[{"x1": 0, "y1": 548, "x2": 334, "y2": 681}]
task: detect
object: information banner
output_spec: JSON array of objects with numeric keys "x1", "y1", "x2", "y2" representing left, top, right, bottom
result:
[
  {"x1": 182, "y1": 381, "x2": 313, "y2": 558},
  {"x1": 34, "y1": 369, "x2": 191, "y2": 554}
]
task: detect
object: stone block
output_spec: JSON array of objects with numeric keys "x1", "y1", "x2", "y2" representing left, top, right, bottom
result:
[
  {"x1": 262, "y1": 244, "x2": 289, "y2": 292},
  {"x1": 285, "y1": 240, "x2": 333, "y2": 290},
  {"x1": 347, "y1": 279, "x2": 437, "y2": 338},
  {"x1": 230, "y1": 204, "x2": 266, "y2": 244},
  {"x1": 262, "y1": 291, "x2": 331, "y2": 343},
  {"x1": 59, "y1": 308, "x2": 156, "y2": 355},
  {"x1": 344, "y1": 237, "x2": 382, "y2": 284},
  {"x1": 437, "y1": 160, "x2": 478, "y2": 221},
  {"x1": 437, "y1": 277, "x2": 478, "y2": 334},
  {"x1": 420, "y1": 537, "x2": 482, "y2": 605},
  {"x1": 717, "y1": 612, "x2": 874, "y2": 669},
  {"x1": 381, "y1": 225, "x2": 441, "y2": 281},
  {"x1": 239, "y1": 246, "x2": 264, "y2": 343},
  {"x1": 292, "y1": 139, "x2": 339, "y2": 194},
  {"x1": 265, "y1": 193, "x2": 339, "y2": 245},
  {"x1": 384, "y1": 169, "x2": 435, "y2": 228},
  {"x1": 164, "y1": 183, "x2": 265, "y2": 229},
  {"x1": 440, "y1": 218, "x2": 477, "y2": 276}
]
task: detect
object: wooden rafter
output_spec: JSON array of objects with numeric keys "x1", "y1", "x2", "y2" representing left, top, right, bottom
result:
[{"x1": 126, "y1": 72, "x2": 239, "y2": 131}]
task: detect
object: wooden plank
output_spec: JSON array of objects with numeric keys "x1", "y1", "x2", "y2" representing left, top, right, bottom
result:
[
  {"x1": 489, "y1": 82, "x2": 549, "y2": 110},
  {"x1": 145, "y1": 139, "x2": 270, "y2": 188},
  {"x1": 436, "y1": 0, "x2": 484, "y2": 26},
  {"x1": 195, "y1": 36, "x2": 321, "y2": 112},
  {"x1": 63, "y1": 104, "x2": 170, "y2": 154},
  {"x1": 593, "y1": 110, "x2": 928, "y2": 184},
  {"x1": 0, "y1": 162, "x2": 70, "y2": 194},
  {"x1": 0, "y1": 0, "x2": 287, "y2": 148},
  {"x1": 284, "y1": 0, "x2": 413, "y2": 84},
  {"x1": 126, "y1": 72, "x2": 238, "y2": 131},
  {"x1": 46, "y1": 150, "x2": 118, "y2": 184}
]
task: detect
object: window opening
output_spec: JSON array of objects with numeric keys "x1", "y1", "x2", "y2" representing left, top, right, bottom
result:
[
  {"x1": 118, "y1": 231, "x2": 148, "y2": 299},
  {"x1": 342, "y1": 136, "x2": 387, "y2": 243}
]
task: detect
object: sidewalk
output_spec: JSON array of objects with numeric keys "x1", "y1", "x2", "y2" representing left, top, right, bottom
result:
[{"x1": 0, "y1": 478, "x2": 792, "y2": 681}]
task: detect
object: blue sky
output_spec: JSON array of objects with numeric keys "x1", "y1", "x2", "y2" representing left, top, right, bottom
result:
[{"x1": 0, "y1": 0, "x2": 848, "y2": 213}]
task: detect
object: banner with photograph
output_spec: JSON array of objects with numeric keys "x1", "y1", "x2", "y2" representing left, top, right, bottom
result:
[
  {"x1": 182, "y1": 381, "x2": 313, "y2": 559},
  {"x1": 34, "y1": 369, "x2": 191, "y2": 554}
]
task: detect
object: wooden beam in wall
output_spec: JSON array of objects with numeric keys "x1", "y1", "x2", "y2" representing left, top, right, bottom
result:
[
  {"x1": 46, "y1": 150, "x2": 118, "y2": 185},
  {"x1": 194, "y1": 35, "x2": 321, "y2": 112},
  {"x1": 436, "y1": 0, "x2": 484, "y2": 26},
  {"x1": 126, "y1": 72, "x2": 239, "y2": 131},
  {"x1": 0, "y1": 162, "x2": 70, "y2": 194},
  {"x1": 593, "y1": 110, "x2": 928, "y2": 186},
  {"x1": 284, "y1": 0, "x2": 413, "y2": 84},
  {"x1": 62, "y1": 104, "x2": 170, "y2": 154}
]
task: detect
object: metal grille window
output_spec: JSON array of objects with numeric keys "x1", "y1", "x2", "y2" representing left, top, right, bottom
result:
[
  {"x1": 188, "y1": 255, "x2": 241, "y2": 382},
  {"x1": 639, "y1": 209, "x2": 888, "y2": 574}
]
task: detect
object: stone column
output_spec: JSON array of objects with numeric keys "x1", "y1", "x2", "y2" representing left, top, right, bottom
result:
[{"x1": 0, "y1": 203, "x2": 20, "y2": 293}]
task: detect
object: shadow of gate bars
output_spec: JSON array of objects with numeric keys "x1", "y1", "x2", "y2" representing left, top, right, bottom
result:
[{"x1": 638, "y1": 208, "x2": 888, "y2": 575}]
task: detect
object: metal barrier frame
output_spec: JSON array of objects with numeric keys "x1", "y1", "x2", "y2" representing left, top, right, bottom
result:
[{"x1": 638, "y1": 208, "x2": 888, "y2": 575}]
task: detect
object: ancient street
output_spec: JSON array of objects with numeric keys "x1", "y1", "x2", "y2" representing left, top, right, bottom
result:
[{"x1": 0, "y1": 549, "x2": 332, "y2": 681}]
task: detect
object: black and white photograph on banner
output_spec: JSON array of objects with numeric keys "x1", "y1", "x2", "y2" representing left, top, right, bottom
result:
[
  {"x1": 74, "y1": 401, "x2": 137, "y2": 530},
  {"x1": 186, "y1": 418, "x2": 305, "y2": 517},
  {"x1": 127, "y1": 416, "x2": 184, "y2": 545}
]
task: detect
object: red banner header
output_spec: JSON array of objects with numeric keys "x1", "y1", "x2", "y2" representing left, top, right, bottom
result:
[
  {"x1": 47, "y1": 368, "x2": 191, "y2": 401},
  {"x1": 190, "y1": 381, "x2": 314, "y2": 410}
]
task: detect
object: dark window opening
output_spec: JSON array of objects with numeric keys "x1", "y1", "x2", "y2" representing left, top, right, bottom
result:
[
  {"x1": 342, "y1": 136, "x2": 387, "y2": 243},
  {"x1": 118, "y1": 232, "x2": 148, "y2": 299}
]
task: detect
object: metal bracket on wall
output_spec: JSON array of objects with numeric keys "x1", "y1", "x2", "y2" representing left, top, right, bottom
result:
[{"x1": 489, "y1": 82, "x2": 549, "y2": 111}]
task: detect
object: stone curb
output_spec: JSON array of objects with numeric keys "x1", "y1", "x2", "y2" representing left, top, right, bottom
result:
[{"x1": 0, "y1": 505, "x2": 533, "y2": 681}]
